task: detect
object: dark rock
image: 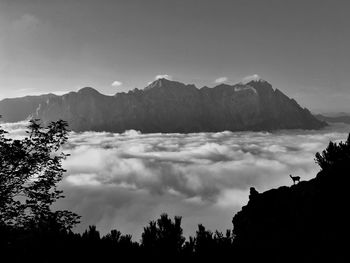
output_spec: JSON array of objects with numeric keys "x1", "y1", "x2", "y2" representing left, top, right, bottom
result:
[{"x1": 232, "y1": 135, "x2": 350, "y2": 262}]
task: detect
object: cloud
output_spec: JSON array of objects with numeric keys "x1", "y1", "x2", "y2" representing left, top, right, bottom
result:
[
  {"x1": 111, "y1": 80, "x2": 123, "y2": 87},
  {"x1": 155, "y1": 74, "x2": 172, "y2": 80},
  {"x1": 3, "y1": 121, "x2": 350, "y2": 239},
  {"x1": 0, "y1": 121, "x2": 29, "y2": 139},
  {"x1": 146, "y1": 75, "x2": 173, "y2": 85},
  {"x1": 241, "y1": 74, "x2": 262, "y2": 84},
  {"x1": 214, "y1": 77, "x2": 228, "y2": 84},
  {"x1": 50, "y1": 90, "x2": 71, "y2": 96}
]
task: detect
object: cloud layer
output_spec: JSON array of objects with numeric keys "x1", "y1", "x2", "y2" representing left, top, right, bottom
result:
[
  {"x1": 215, "y1": 77, "x2": 228, "y2": 83},
  {"x1": 2, "y1": 121, "x2": 350, "y2": 240},
  {"x1": 155, "y1": 74, "x2": 172, "y2": 80},
  {"x1": 111, "y1": 80, "x2": 123, "y2": 87}
]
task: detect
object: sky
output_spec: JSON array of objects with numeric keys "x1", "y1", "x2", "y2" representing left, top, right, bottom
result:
[{"x1": 0, "y1": 0, "x2": 349, "y2": 113}]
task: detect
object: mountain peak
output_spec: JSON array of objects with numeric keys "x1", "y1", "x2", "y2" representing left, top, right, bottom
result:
[
  {"x1": 77, "y1": 87, "x2": 101, "y2": 95},
  {"x1": 246, "y1": 79, "x2": 271, "y2": 87},
  {"x1": 153, "y1": 78, "x2": 173, "y2": 86},
  {"x1": 144, "y1": 78, "x2": 170, "y2": 90},
  {"x1": 241, "y1": 74, "x2": 267, "y2": 84},
  {"x1": 243, "y1": 79, "x2": 273, "y2": 95},
  {"x1": 247, "y1": 78, "x2": 268, "y2": 85},
  {"x1": 144, "y1": 78, "x2": 196, "y2": 91}
]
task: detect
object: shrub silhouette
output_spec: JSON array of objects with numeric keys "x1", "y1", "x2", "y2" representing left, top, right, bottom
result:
[
  {"x1": 189, "y1": 224, "x2": 233, "y2": 260},
  {"x1": 141, "y1": 213, "x2": 185, "y2": 259}
]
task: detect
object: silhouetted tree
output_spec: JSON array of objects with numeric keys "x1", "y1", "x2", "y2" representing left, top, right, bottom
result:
[
  {"x1": 188, "y1": 224, "x2": 234, "y2": 260},
  {"x1": 141, "y1": 213, "x2": 185, "y2": 258},
  {"x1": 182, "y1": 236, "x2": 196, "y2": 259},
  {"x1": 82, "y1": 225, "x2": 100, "y2": 241},
  {"x1": 102, "y1": 229, "x2": 122, "y2": 242},
  {"x1": 315, "y1": 133, "x2": 350, "y2": 172},
  {"x1": 0, "y1": 119, "x2": 80, "y2": 231},
  {"x1": 194, "y1": 224, "x2": 214, "y2": 255}
]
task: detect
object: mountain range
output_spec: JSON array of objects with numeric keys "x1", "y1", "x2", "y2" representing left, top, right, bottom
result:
[
  {"x1": 0, "y1": 78, "x2": 326, "y2": 133},
  {"x1": 315, "y1": 113, "x2": 350, "y2": 125}
]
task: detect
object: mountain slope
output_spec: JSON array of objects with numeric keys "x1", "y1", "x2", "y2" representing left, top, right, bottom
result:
[
  {"x1": 0, "y1": 94, "x2": 57, "y2": 123},
  {"x1": 0, "y1": 79, "x2": 326, "y2": 132},
  {"x1": 232, "y1": 135, "x2": 349, "y2": 262}
]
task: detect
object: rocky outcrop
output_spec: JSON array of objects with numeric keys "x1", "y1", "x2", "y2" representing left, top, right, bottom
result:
[
  {"x1": 0, "y1": 79, "x2": 326, "y2": 132},
  {"x1": 232, "y1": 134, "x2": 349, "y2": 262}
]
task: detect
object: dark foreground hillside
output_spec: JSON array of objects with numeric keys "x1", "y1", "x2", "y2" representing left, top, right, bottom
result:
[
  {"x1": 232, "y1": 138, "x2": 349, "y2": 262},
  {"x1": 1, "y1": 120, "x2": 348, "y2": 262}
]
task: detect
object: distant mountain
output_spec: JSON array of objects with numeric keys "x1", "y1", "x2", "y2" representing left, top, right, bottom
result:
[
  {"x1": 315, "y1": 114, "x2": 350, "y2": 124},
  {"x1": 0, "y1": 94, "x2": 57, "y2": 123},
  {"x1": 0, "y1": 79, "x2": 326, "y2": 132}
]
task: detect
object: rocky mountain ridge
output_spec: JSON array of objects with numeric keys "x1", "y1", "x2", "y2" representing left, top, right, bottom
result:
[
  {"x1": 0, "y1": 78, "x2": 326, "y2": 132},
  {"x1": 315, "y1": 113, "x2": 350, "y2": 124}
]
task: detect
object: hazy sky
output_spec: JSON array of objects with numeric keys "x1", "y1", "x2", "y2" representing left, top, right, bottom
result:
[{"x1": 0, "y1": 0, "x2": 349, "y2": 112}]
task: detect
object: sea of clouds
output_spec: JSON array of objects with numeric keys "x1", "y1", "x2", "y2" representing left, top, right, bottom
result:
[{"x1": 2, "y1": 121, "x2": 350, "y2": 240}]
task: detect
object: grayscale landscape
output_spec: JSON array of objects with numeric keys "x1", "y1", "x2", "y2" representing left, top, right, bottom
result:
[{"x1": 1, "y1": 0, "x2": 349, "y2": 262}]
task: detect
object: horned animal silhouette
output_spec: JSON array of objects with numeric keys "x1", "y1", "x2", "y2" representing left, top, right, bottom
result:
[{"x1": 289, "y1": 174, "x2": 300, "y2": 185}]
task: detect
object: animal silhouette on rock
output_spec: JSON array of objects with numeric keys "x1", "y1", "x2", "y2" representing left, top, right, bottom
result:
[{"x1": 289, "y1": 174, "x2": 300, "y2": 185}]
